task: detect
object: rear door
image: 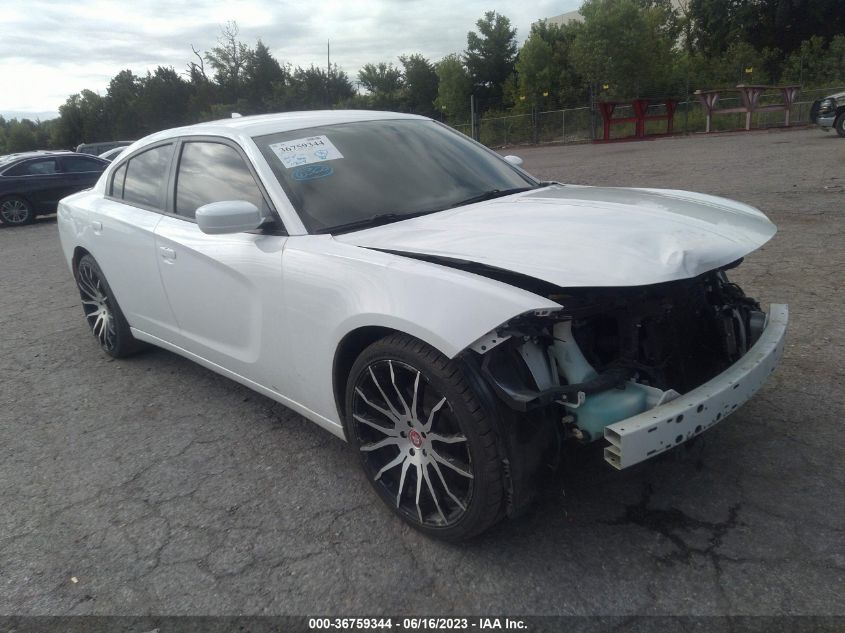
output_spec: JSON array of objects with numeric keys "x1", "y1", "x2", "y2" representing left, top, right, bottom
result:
[
  {"x1": 58, "y1": 155, "x2": 107, "y2": 198},
  {"x1": 153, "y1": 137, "x2": 288, "y2": 389},
  {"x1": 92, "y1": 143, "x2": 179, "y2": 340},
  {"x1": 2, "y1": 158, "x2": 65, "y2": 210}
]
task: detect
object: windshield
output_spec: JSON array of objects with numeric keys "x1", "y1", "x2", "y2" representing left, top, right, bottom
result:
[{"x1": 254, "y1": 119, "x2": 537, "y2": 233}]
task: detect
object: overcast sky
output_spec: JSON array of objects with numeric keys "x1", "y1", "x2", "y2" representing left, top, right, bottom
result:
[{"x1": 0, "y1": 0, "x2": 580, "y2": 120}]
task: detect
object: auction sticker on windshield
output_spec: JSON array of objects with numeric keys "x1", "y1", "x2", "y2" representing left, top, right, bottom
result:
[{"x1": 269, "y1": 135, "x2": 344, "y2": 169}]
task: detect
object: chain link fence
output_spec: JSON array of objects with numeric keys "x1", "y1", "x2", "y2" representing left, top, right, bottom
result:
[{"x1": 450, "y1": 86, "x2": 841, "y2": 148}]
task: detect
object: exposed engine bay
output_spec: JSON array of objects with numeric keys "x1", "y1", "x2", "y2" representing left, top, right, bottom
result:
[
  {"x1": 471, "y1": 261, "x2": 768, "y2": 442},
  {"x1": 453, "y1": 260, "x2": 780, "y2": 517}
]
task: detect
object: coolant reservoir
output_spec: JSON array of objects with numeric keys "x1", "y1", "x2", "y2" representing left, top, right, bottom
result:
[{"x1": 567, "y1": 383, "x2": 655, "y2": 441}]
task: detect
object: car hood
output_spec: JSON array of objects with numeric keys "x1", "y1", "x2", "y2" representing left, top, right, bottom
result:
[
  {"x1": 335, "y1": 185, "x2": 777, "y2": 288},
  {"x1": 825, "y1": 91, "x2": 845, "y2": 100}
]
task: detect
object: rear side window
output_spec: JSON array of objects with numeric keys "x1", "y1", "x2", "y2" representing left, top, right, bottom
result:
[
  {"x1": 121, "y1": 144, "x2": 173, "y2": 209},
  {"x1": 63, "y1": 156, "x2": 105, "y2": 173},
  {"x1": 175, "y1": 141, "x2": 266, "y2": 219},
  {"x1": 5, "y1": 159, "x2": 58, "y2": 176}
]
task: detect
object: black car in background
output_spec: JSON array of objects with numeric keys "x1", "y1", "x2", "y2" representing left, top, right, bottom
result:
[{"x1": 0, "y1": 151, "x2": 109, "y2": 226}]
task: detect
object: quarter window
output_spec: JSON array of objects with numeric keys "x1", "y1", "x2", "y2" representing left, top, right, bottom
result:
[
  {"x1": 175, "y1": 141, "x2": 266, "y2": 219},
  {"x1": 122, "y1": 144, "x2": 173, "y2": 209},
  {"x1": 63, "y1": 156, "x2": 105, "y2": 173},
  {"x1": 111, "y1": 162, "x2": 127, "y2": 197}
]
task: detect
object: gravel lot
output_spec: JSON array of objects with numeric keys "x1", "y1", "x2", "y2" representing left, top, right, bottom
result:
[{"x1": 1, "y1": 127, "x2": 843, "y2": 618}]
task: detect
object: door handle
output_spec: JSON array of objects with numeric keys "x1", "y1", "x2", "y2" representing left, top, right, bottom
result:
[
  {"x1": 159, "y1": 246, "x2": 176, "y2": 261},
  {"x1": 92, "y1": 220, "x2": 103, "y2": 232}
]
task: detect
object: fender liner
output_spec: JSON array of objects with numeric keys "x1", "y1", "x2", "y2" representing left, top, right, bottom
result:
[{"x1": 458, "y1": 352, "x2": 557, "y2": 519}]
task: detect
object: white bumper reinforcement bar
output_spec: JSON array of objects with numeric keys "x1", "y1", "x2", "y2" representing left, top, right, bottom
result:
[{"x1": 604, "y1": 303, "x2": 789, "y2": 470}]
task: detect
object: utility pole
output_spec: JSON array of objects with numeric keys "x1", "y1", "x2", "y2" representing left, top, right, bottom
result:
[
  {"x1": 470, "y1": 94, "x2": 477, "y2": 141},
  {"x1": 326, "y1": 39, "x2": 331, "y2": 108}
]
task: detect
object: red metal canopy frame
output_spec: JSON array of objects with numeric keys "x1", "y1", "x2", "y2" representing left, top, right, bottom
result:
[{"x1": 597, "y1": 98, "x2": 678, "y2": 142}]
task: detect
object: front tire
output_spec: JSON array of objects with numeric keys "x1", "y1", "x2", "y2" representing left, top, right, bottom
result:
[
  {"x1": 76, "y1": 254, "x2": 146, "y2": 358},
  {"x1": 835, "y1": 113, "x2": 845, "y2": 138},
  {"x1": 345, "y1": 333, "x2": 504, "y2": 540},
  {"x1": 0, "y1": 196, "x2": 34, "y2": 225}
]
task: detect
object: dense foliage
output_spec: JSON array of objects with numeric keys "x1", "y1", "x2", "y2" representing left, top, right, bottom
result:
[{"x1": 1, "y1": 1, "x2": 843, "y2": 152}]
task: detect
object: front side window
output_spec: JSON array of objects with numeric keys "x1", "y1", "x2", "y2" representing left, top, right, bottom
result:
[
  {"x1": 175, "y1": 141, "x2": 267, "y2": 219},
  {"x1": 121, "y1": 144, "x2": 173, "y2": 209},
  {"x1": 253, "y1": 119, "x2": 537, "y2": 233},
  {"x1": 5, "y1": 159, "x2": 58, "y2": 176},
  {"x1": 63, "y1": 156, "x2": 106, "y2": 173}
]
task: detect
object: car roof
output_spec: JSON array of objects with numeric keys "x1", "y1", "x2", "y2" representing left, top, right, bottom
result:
[
  {"x1": 0, "y1": 150, "x2": 76, "y2": 161},
  {"x1": 0, "y1": 151, "x2": 107, "y2": 171},
  {"x1": 139, "y1": 110, "x2": 429, "y2": 145},
  {"x1": 0, "y1": 150, "x2": 80, "y2": 168}
]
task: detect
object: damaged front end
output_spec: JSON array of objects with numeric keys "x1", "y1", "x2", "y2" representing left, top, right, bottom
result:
[{"x1": 464, "y1": 262, "x2": 788, "y2": 472}]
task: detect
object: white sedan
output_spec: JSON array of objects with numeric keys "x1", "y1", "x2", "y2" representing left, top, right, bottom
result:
[{"x1": 58, "y1": 111, "x2": 788, "y2": 540}]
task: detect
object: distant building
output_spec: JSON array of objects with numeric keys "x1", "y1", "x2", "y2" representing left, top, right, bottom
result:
[
  {"x1": 534, "y1": 1, "x2": 683, "y2": 30},
  {"x1": 536, "y1": 9, "x2": 583, "y2": 28}
]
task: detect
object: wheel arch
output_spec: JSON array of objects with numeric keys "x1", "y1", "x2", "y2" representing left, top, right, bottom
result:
[
  {"x1": 331, "y1": 320, "x2": 467, "y2": 432},
  {"x1": 71, "y1": 246, "x2": 92, "y2": 278},
  {"x1": 0, "y1": 192, "x2": 33, "y2": 206},
  {"x1": 332, "y1": 325, "x2": 398, "y2": 430}
]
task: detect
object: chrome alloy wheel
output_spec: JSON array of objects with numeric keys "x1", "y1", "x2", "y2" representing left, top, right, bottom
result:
[
  {"x1": 77, "y1": 259, "x2": 117, "y2": 351},
  {"x1": 0, "y1": 198, "x2": 31, "y2": 224},
  {"x1": 351, "y1": 359, "x2": 473, "y2": 528}
]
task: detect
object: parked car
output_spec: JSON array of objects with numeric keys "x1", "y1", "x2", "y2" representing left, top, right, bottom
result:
[
  {"x1": 0, "y1": 151, "x2": 109, "y2": 225},
  {"x1": 98, "y1": 146, "x2": 128, "y2": 161},
  {"x1": 57, "y1": 111, "x2": 788, "y2": 540},
  {"x1": 76, "y1": 140, "x2": 133, "y2": 156},
  {"x1": 810, "y1": 90, "x2": 845, "y2": 136}
]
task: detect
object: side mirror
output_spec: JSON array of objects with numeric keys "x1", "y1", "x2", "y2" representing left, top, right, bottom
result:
[
  {"x1": 196, "y1": 200, "x2": 264, "y2": 235},
  {"x1": 503, "y1": 155, "x2": 524, "y2": 167}
]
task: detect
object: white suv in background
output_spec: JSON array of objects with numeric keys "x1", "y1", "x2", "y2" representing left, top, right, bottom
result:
[{"x1": 811, "y1": 90, "x2": 845, "y2": 136}]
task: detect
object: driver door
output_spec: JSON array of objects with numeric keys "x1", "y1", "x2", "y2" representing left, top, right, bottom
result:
[{"x1": 154, "y1": 138, "x2": 289, "y2": 392}]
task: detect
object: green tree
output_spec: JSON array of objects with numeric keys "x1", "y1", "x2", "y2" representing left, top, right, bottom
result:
[
  {"x1": 205, "y1": 21, "x2": 252, "y2": 101},
  {"x1": 105, "y1": 69, "x2": 141, "y2": 139},
  {"x1": 434, "y1": 54, "x2": 472, "y2": 123},
  {"x1": 464, "y1": 11, "x2": 518, "y2": 109},
  {"x1": 687, "y1": 41, "x2": 780, "y2": 87},
  {"x1": 54, "y1": 90, "x2": 108, "y2": 147},
  {"x1": 287, "y1": 65, "x2": 354, "y2": 110},
  {"x1": 358, "y1": 62, "x2": 403, "y2": 109},
  {"x1": 5, "y1": 120, "x2": 38, "y2": 152},
  {"x1": 243, "y1": 40, "x2": 288, "y2": 112},
  {"x1": 516, "y1": 30, "x2": 560, "y2": 105},
  {"x1": 399, "y1": 54, "x2": 439, "y2": 116},
  {"x1": 687, "y1": 0, "x2": 754, "y2": 58},
  {"x1": 745, "y1": 0, "x2": 845, "y2": 59},
  {"x1": 136, "y1": 66, "x2": 192, "y2": 133},
  {"x1": 571, "y1": 0, "x2": 680, "y2": 99},
  {"x1": 328, "y1": 65, "x2": 356, "y2": 106},
  {"x1": 186, "y1": 46, "x2": 219, "y2": 119},
  {"x1": 781, "y1": 35, "x2": 845, "y2": 87}
]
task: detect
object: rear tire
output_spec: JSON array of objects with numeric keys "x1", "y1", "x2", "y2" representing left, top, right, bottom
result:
[
  {"x1": 345, "y1": 333, "x2": 504, "y2": 541},
  {"x1": 76, "y1": 254, "x2": 146, "y2": 358},
  {"x1": 835, "y1": 113, "x2": 845, "y2": 138},
  {"x1": 0, "y1": 196, "x2": 34, "y2": 225}
]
